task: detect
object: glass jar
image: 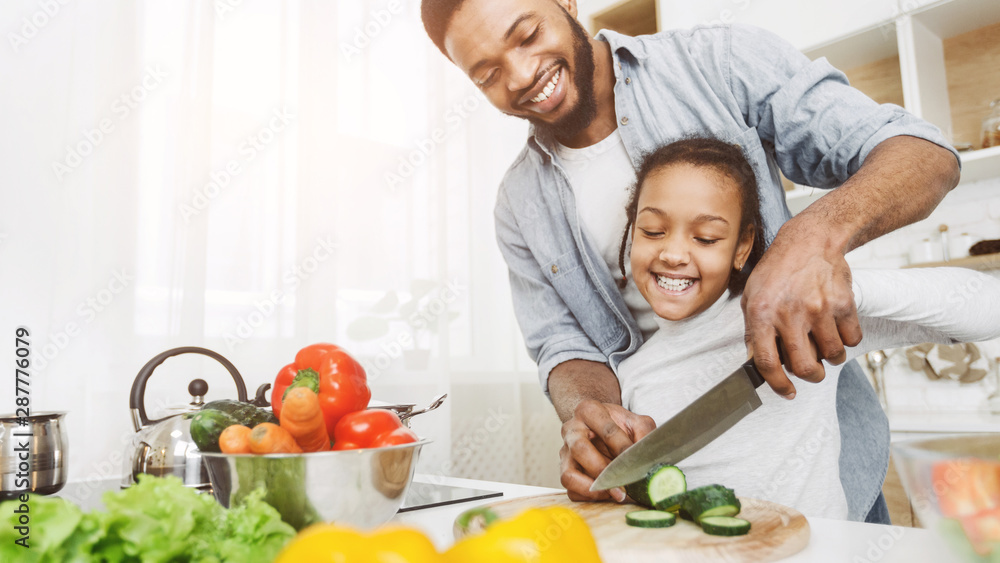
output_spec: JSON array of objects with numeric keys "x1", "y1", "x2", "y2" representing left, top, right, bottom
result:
[{"x1": 983, "y1": 98, "x2": 1000, "y2": 149}]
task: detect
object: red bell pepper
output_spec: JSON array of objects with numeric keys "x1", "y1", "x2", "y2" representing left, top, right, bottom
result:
[
  {"x1": 272, "y1": 343, "x2": 371, "y2": 436},
  {"x1": 332, "y1": 409, "x2": 417, "y2": 450}
]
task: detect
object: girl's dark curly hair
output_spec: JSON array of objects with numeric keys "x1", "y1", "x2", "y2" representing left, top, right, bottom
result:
[{"x1": 617, "y1": 137, "x2": 767, "y2": 296}]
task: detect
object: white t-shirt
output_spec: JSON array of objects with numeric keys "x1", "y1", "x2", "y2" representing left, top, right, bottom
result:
[
  {"x1": 554, "y1": 129, "x2": 658, "y2": 341},
  {"x1": 616, "y1": 268, "x2": 1000, "y2": 520}
]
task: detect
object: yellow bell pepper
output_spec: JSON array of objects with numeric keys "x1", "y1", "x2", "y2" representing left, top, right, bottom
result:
[
  {"x1": 274, "y1": 524, "x2": 444, "y2": 563},
  {"x1": 445, "y1": 506, "x2": 602, "y2": 563}
]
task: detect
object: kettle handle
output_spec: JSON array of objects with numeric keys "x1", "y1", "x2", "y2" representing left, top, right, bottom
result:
[{"x1": 129, "y1": 347, "x2": 248, "y2": 430}]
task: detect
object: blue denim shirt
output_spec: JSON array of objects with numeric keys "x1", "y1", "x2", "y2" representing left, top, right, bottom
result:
[{"x1": 494, "y1": 24, "x2": 957, "y2": 520}]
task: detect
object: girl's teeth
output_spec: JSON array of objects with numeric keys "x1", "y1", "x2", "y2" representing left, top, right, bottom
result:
[
  {"x1": 531, "y1": 69, "x2": 560, "y2": 103},
  {"x1": 657, "y1": 275, "x2": 694, "y2": 291}
]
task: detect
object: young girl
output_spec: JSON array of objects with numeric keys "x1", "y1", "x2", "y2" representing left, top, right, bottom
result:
[{"x1": 614, "y1": 137, "x2": 1000, "y2": 520}]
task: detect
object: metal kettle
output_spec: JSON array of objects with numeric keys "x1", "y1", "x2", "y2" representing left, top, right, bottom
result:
[{"x1": 121, "y1": 347, "x2": 266, "y2": 490}]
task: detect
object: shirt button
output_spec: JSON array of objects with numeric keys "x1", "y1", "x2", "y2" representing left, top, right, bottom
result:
[
  {"x1": 621, "y1": 116, "x2": 629, "y2": 125},
  {"x1": 625, "y1": 77, "x2": 631, "y2": 85},
  {"x1": 551, "y1": 265, "x2": 559, "y2": 274}
]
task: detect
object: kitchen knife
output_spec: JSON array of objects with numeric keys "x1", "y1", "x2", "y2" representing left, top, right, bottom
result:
[{"x1": 590, "y1": 358, "x2": 767, "y2": 491}]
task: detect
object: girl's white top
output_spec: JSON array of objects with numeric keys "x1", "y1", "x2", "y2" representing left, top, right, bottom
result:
[{"x1": 616, "y1": 268, "x2": 1000, "y2": 519}]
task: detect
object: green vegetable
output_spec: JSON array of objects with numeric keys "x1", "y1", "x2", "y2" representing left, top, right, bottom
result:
[
  {"x1": 0, "y1": 475, "x2": 295, "y2": 562},
  {"x1": 624, "y1": 464, "x2": 686, "y2": 509},
  {"x1": 190, "y1": 409, "x2": 240, "y2": 453},
  {"x1": 202, "y1": 400, "x2": 278, "y2": 427},
  {"x1": 233, "y1": 456, "x2": 322, "y2": 531},
  {"x1": 625, "y1": 510, "x2": 677, "y2": 528},
  {"x1": 282, "y1": 368, "x2": 320, "y2": 401},
  {"x1": 699, "y1": 516, "x2": 751, "y2": 536},
  {"x1": 681, "y1": 485, "x2": 741, "y2": 522}
]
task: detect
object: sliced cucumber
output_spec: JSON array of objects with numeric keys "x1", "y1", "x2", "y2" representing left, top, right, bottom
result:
[
  {"x1": 654, "y1": 491, "x2": 688, "y2": 512},
  {"x1": 624, "y1": 464, "x2": 687, "y2": 509},
  {"x1": 681, "y1": 485, "x2": 741, "y2": 523},
  {"x1": 625, "y1": 510, "x2": 677, "y2": 528},
  {"x1": 699, "y1": 516, "x2": 752, "y2": 536}
]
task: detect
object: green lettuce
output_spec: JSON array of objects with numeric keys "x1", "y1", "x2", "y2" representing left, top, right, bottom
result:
[{"x1": 0, "y1": 475, "x2": 295, "y2": 562}]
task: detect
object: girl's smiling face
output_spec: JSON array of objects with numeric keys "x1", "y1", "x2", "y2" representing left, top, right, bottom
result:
[{"x1": 630, "y1": 163, "x2": 755, "y2": 321}]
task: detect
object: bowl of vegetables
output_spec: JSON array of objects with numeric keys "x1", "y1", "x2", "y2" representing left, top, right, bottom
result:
[
  {"x1": 193, "y1": 343, "x2": 431, "y2": 530},
  {"x1": 892, "y1": 434, "x2": 1000, "y2": 561}
]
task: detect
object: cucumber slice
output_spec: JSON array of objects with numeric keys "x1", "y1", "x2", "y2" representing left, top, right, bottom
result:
[
  {"x1": 624, "y1": 464, "x2": 687, "y2": 509},
  {"x1": 625, "y1": 510, "x2": 677, "y2": 528},
  {"x1": 699, "y1": 516, "x2": 752, "y2": 536},
  {"x1": 654, "y1": 491, "x2": 687, "y2": 512},
  {"x1": 681, "y1": 485, "x2": 741, "y2": 522}
]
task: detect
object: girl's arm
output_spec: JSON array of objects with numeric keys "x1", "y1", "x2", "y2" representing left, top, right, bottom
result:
[{"x1": 847, "y1": 268, "x2": 1000, "y2": 360}]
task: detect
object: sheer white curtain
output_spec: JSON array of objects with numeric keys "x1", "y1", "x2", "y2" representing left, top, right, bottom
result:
[{"x1": 1, "y1": 0, "x2": 561, "y2": 487}]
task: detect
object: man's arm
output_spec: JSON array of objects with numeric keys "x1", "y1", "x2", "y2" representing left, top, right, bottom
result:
[
  {"x1": 551, "y1": 360, "x2": 655, "y2": 502},
  {"x1": 743, "y1": 136, "x2": 959, "y2": 396},
  {"x1": 494, "y1": 189, "x2": 654, "y2": 502},
  {"x1": 724, "y1": 24, "x2": 961, "y2": 394}
]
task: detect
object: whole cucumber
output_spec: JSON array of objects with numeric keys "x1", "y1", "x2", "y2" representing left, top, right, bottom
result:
[{"x1": 190, "y1": 409, "x2": 240, "y2": 453}]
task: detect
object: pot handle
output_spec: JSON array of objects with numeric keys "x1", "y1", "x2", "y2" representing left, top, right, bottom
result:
[{"x1": 129, "y1": 347, "x2": 248, "y2": 430}]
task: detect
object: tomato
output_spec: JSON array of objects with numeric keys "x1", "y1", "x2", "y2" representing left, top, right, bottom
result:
[
  {"x1": 372, "y1": 427, "x2": 419, "y2": 448},
  {"x1": 959, "y1": 508, "x2": 1000, "y2": 556},
  {"x1": 934, "y1": 459, "x2": 1000, "y2": 518},
  {"x1": 333, "y1": 409, "x2": 414, "y2": 450}
]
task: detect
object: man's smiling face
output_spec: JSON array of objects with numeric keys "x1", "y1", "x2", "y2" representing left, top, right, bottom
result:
[{"x1": 443, "y1": 0, "x2": 597, "y2": 141}]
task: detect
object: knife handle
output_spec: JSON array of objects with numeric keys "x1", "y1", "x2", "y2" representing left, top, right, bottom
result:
[{"x1": 743, "y1": 358, "x2": 767, "y2": 388}]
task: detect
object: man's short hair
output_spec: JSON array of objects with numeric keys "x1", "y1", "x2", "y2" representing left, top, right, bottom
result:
[{"x1": 421, "y1": 0, "x2": 468, "y2": 58}]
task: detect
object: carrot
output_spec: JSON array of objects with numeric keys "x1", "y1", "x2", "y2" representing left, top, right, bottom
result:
[
  {"x1": 249, "y1": 422, "x2": 303, "y2": 454},
  {"x1": 279, "y1": 387, "x2": 331, "y2": 452},
  {"x1": 218, "y1": 424, "x2": 253, "y2": 454}
]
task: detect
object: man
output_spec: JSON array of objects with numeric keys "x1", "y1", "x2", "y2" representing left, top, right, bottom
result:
[{"x1": 421, "y1": 0, "x2": 959, "y2": 522}]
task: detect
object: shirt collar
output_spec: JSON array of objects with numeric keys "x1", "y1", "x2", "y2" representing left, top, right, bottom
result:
[{"x1": 526, "y1": 29, "x2": 647, "y2": 156}]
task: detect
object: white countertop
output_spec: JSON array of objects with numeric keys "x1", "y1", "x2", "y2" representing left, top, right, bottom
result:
[{"x1": 399, "y1": 475, "x2": 957, "y2": 562}]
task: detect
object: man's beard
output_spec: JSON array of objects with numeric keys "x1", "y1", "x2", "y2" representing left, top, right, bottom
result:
[{"x1": 524, "y1": 12, "x2": 597, "y2": 141}]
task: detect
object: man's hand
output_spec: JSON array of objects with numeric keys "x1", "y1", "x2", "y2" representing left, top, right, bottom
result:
[
  {"x1": 559, "y1": 400, "x2": 655, "y2": 502},
  {"x1": 741, "y1": 220, "x2": 862, "y2": 398}
]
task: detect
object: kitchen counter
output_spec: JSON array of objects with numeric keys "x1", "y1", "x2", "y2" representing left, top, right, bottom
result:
[
  {"x1": 397, "y1": 475, "x2": 957, "y2": 562},
  {"x1": 55, "y1": 474, "x2": 957, "y2": 561}
]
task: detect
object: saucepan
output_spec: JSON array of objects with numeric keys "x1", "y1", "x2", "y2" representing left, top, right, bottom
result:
[{"x1": 0, "y1": 412, "x2": 69, "y2": 500}]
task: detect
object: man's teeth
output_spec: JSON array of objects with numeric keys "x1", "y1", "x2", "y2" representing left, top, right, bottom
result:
[
  {"x1": 530, "y1": 69, "x2": 561, "y2": 103},
  {"x1": 656, "y1": 275, "x2": 694, "y2": 291}
]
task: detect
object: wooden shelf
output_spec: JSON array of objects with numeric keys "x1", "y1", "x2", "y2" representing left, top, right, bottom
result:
[
  {"x1": 590, "y1": 0, "x2": 657, "y2": 37},
  {"x1": 959, "y1": 145, "x2": 1000, "y2": 184},
  {"x1": 902, "y1": 252, "x2": 1000, "y2": 270}
]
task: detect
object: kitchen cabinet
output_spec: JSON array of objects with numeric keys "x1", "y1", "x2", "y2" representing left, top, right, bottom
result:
[{"x1": 788, "y1": 0, "x2": 1000, "y2": 213}]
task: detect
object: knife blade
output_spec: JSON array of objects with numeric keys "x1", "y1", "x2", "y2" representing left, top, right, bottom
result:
[{"x1": 590, "y1": 358, "x2": 767, "y2": 491}]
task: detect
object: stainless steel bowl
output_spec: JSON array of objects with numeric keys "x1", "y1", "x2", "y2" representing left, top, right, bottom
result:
[
  {"x1": 0, "y1": 412, "x2": 68, "y2": 500},
  {"x1": 201, "y1": 439, "x2": 429, "y2": 530}
]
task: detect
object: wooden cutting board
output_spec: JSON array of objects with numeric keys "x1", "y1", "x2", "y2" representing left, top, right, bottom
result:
[{"x1": 455, "y1": 493, "x2": 810, "y2": 563}]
